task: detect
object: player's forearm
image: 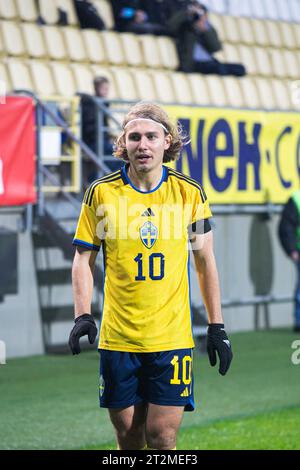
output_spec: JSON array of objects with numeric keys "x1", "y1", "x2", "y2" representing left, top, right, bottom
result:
[
  {"x1": 194, "y1": 252, "x2": 223, "y2": 324},
  {"x1": 72, "y1": 252, "x2": 95, "y2": 318}
]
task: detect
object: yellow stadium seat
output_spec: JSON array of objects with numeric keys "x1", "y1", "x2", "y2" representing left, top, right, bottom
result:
[
  {"x1": 0, "y1": 21, "x2": 25, "y2": 57},
  {"x1": 42, "y1": 26, "x2": 67, "y2": 61},
  {"x1": 132, "y1": 69, "x2": 157, "y2": 101},
  {"x1": 169, "y1": 72, "x2": 193, "y2": 104},
  {"x1": 119, "y1": 33, "x2": 144, "y2": 67},
  {"x1": 238, "y1": 45, "x2": 258, "y2": 76},
  {"x1": 270, "y1": 78, "x2": 292, "y2": 111},
  {"x1": 90, "y1": 65, "x2": 118, "y2": 99},
  {"x1": 222, "y1": 76, "x2": 244, "y2": 108},
  {"x1": 148, "y1": 70, "x2": 175, "y2": 103},
  {"x1": 264, "y1": 20, "x2": 283, "y2": 49},
  {"x1": 157, "y1": 36, "x2": 179, "y2": 70},
  {"x1": 70, "y1": 63, "x2": 95, "y2": 94},
  {"x1": 268, "y1": 48, "x2": 287, "y2": 79},
  {"x1": 92, "y1": 0, "x2": 114, "y2": 29},
  {"x1": 49, "y1": 62, "x2": 76, "y2": 96},
  {"x1": 138, "y1": 35, "x2": 162, "y2": 69},
  {"x1": 20, "y1": 23, "x2": 47, "y2": 60},
  {"x1": 238, "y1": 77, "x2": 260, "y2": 109},
  {"x1": 56, "y1": 0, "x2": 78, "y2": 25},
  {"x1": 250, "y1": 19, "x2": 269, "y2": 48},
  {"x1": 237, "y1": 17, "x2": 255, "y2": 45},
  {"x1": 61, "y1": 27, "x2": 87, "y2": 62},
  {"x1": 0, "y1": 63, "x2": 11, "y2": 93},
  {"x1": 206, "y1": 75, "x2": 228, "y2": 107},
  {"x1": 254, "y1": 77, "x2": 276, "y2": 110},
  {"x1": 28, "y1": 60, "x2": 57, "y2": 96},
  {"x1": 253, "y1": 46, "x2": 273, "y2": 77},
  {"x1": 0, "y1": 0, "x2": 17, "y2": 20},
  {"x1": 39, "y1": 0, "x2": 59, "y2": 24},
  {"x1": 187, "y1": 74, "x2": 211, "y2": 106},
  {"x1": 110, "y1": 67, "x2": 138, "y2": 101},
  {"x1": 15, "y1": 0, "x2": 38, "y2": 22},
  {"x1": 6, "y1": 59, "x2": 34, "y2": 92},
  {"x1": 81, "y1": 29, "x2": 107, "y2": 64},
  {"x1": 282, "y1": 50, "x2": 300, "y2": 80},
  {"x1": 279, "y1": 22, "x2": 297, "y2": 50},
  {"x1": 292, "y1": 23, "x2": 300, "y2": 49},
  {"x1": 100, "y1": 31, "x2": 125, "y2": 66},
  {"x1": 222, "y1": 15, "x2": 241, "y2": 44},
  {"x1": 222, "y1": 43, "x2": 241, "y2": 64}
]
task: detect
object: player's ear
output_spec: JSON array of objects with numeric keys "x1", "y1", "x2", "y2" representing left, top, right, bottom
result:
[{"x1": 164, "y1": 134, "x2": 172, "y2": 150}]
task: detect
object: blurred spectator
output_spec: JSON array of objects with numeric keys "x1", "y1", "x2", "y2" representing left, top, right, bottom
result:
[
  {"x1": 168, "y1": 1, "x2": 246, "y2": 76},
  {"x1": 111, "y1": 0, "x2": 170, "y2": 35},
  {"x1": 74, "y1": 0, "x2": 105, "y2": 30},
  {"x1": 278, "y1": 191, "x2": 300, "y2": 332},
  {"x1": 81, "y1": 76, "x2": 115, "y2": 184}
]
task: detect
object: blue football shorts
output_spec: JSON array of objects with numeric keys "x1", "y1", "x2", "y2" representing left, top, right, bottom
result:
[{"x1": 99, "y1": 348, "x2": 195, "y2": 411}]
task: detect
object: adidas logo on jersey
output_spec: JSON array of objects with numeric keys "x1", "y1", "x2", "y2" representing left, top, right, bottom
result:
[
  {"x1": 142, "y1": 208, "x2": 155, "y2": 217},
  {"x1": 180, "y1": 387, "x2": 190, "y2": 397}
]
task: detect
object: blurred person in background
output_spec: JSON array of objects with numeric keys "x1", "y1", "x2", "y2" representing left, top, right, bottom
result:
[
  {"x1": 168, "y1": 0, "x2": 246, "y2": 76},
  {"x1": 279, "y1": 191, "x2": 300, "y2": 332},
  {"x1": 74, "y1": 0, "x2": 106, "y2": 30}
]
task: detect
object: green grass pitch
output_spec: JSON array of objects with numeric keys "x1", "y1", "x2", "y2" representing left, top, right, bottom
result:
[{"x1": 0, "y1": 328, "x2": 300, "y2": 450}]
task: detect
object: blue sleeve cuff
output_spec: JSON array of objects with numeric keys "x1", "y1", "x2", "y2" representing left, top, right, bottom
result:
[{"x1": 73, "y1": 239, "x2": 100, "y2": 251}]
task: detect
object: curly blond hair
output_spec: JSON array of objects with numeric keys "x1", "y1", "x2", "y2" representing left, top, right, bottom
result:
[{"x1": 113, "y1": 102, "x2": 187, "y2": 163}]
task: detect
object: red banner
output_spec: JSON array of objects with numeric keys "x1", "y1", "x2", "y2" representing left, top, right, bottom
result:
[{"x1": 0, "y1": 96, "x2": 36, "y2": 206}]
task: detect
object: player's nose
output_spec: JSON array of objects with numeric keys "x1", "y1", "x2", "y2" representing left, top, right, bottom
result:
[{"x1": 138, "y1": 135, "x2": 149, "y2": 149}]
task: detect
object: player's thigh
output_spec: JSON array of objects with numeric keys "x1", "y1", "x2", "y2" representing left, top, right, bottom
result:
[
  {"x1": 109, "y1": 402, "x2": 148, "y2": 434},
  {"x1": 146, "y1": 404, "x2": 184, "y2": 439}
]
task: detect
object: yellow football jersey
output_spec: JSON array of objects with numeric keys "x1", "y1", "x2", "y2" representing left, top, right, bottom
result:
[{"x1": 73, "y1": 165, "x2": 212, "y2": 352}]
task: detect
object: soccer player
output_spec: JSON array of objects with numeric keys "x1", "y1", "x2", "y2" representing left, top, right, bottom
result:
[{"x1": 69, "y1": 102, "x2": 233, "y2": 450}]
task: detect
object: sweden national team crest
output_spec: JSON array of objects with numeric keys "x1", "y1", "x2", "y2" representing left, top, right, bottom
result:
[{"x1": 140, "y1": 221, "x2": 158, "y2": 249}]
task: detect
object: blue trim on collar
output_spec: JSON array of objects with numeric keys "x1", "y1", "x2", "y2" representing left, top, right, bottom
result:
[{"x1": 121, "y1": 164, "x2": 167, "y2": 194}]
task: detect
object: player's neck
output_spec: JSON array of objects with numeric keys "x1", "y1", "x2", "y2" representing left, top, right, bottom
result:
[{"x1": 127, "y1": 164, "x2": 163, "y2": 192}]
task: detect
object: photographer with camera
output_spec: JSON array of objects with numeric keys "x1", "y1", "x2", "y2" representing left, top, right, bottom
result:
[{"x1": 168, "y1": 1, "x2": 246, "y2": 76}]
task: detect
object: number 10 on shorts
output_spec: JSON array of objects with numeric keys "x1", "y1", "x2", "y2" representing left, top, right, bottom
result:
[{"x1": 170, "y1": 355, "x2": 192, "y2": 385}]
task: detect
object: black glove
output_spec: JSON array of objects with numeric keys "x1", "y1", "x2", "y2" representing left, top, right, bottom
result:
[
  {"x1": 69, "y1": 314, "x2": 98, "y2": 355},
  {"x1": 206, "y1": 323, "x2": 233, "y2": 375}
]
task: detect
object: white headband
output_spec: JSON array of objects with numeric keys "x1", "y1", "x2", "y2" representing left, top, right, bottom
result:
[{"x1": 124, "y1": 118, "x2": 169, "y2": 133}]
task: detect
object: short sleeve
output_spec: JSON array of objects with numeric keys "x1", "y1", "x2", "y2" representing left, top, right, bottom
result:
[
  {"x1": 189, "y1": 185, "x2": 212, "y2": 236},
  {"x1": 73, "y1": 188, "x2": 101, "y2": 251}
]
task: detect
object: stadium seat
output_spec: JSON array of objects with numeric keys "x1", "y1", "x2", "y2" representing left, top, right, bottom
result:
[
  {"x1": 278, "y1": 22, "x2": 297, "y2": 50},
  {"x1": 206, "y1": 75, "x2": 228, "y2": 107},
  {"x1": 253, "y1": 46, "x2": 273, "y2": 77},
  {"x1": 138, "y1": 35, "x2": 162, "y2": 69},
  {"x1": 56, "y1": 0, "x2": 78, "y2": 25},
  {"x1": 169, "y1": 72, "x2": 193, "y2": 104},
  {"x1": 70, "y1": 63, "x2": 94, "y2": 94},
  {"x1": 148, "y1": 70, "x2": 175, "y2": 103},
  {"x1": 81, "y1": 29, "x2": 107, "y2": 64},
  {"x1": 39, "y1": 0, "x2": 59, "y2": 24},
  {"x1": 292, "y1": 23, "x2": 300, "y2": 49},
  {"x1": 42, "y1": 26, "x2": 68, "y2": 61},
  {"x1": 0, "y1": 0, "x2": 17, "y2": 20},
  {"x1": 90, "y1": 65, "x2": 118, "y2": 99},
  {"x1": 100, "y1": 31, "x2": 125, "y2": 66},
  {"x1": 282, "y1": 50, "x2": 300, "y2": 80},
  {"x1": 187, "y1": 74, "x2": 212, "y2": 106},
  {"x1": 222, "y1": 76, "x2": 244, "y2": 108},
  {"x1": 255, "y1": 77, "x2": 276, "y2": 110},
  {"x1": 92, "y1": 0, "x2": 114, "y2": 29},
  {"x1": 251, "y1": 19, "x2": 269, "y2": 47},
  {"x1": 264, "y1": 20, "x2": 283, "y2": 49},
  {"x1": 132, "y1": 69, "x2": 157, "y2": 101},
  {"x1": 156, "y1": 36, "x2": 179, "y2": 71},
  {"x1": 61, "y1": 27, "x2": 88, "y2": 62},
  {"x1": 238, "y1": 45, "x2": 258, "y2": 76},
  {"x1": 209, "y1": 13, "x2": 226, "y2": 43},
  {"x1": 268, "y1": 48, "x2": 287, "y2": 79},
  {"x1": 28, "y1": 61, "x2": 57, "y2": 97},
  {"x1": 222, "y1": 43, "x2": 241, "y2": 64},
  {"x1": 0, "y1": 21, "x2": 25, "y2": 57},
  {"x1": 110, "y1": 67, "x2": 138, "y2": 101},
  {"x1": 270, "y1": 78, "x2": 292, "y2": 110},
  {"x1": 119, "y1": 33, "x2": 144, "y2": 68},
  {"x1": 237, "y1": 17, "x2": 255, "y2": 45},
  {"x1": 0, "y1": 62, "x2": 11, "y2": 92},
  {"x1": 15, "y1": 0, "x2": 38, "y2": 22},
  {"x1": 222, "y1": 15, "x2": 241, "y2": 44},
  {"x1": 20, "y1": 23, "x2": 47, "y2": 60},
  {"x1": 238, "y1": 76, "x2": 260, "y2": 109},
  {"x1": 49, "y1": 62, "x2": 77, "y2": 96},
  {"x1": 6, "y1": 59, "x2": 34, "y2": 92}
]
